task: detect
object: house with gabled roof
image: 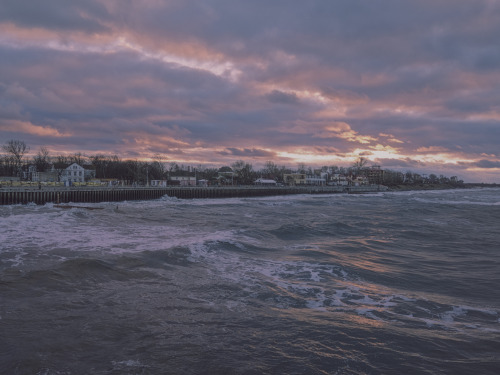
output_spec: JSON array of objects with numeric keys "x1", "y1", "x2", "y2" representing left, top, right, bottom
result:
[{"x1": 60, "y1": 163, "x2": 94, "y2": 185}]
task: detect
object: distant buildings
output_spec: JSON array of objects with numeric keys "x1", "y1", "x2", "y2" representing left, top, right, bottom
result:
[
  {"x1": 169, "y1": 175, "x2": 196, "y2": 186},
  {"x1": 150, "y1": 180, "x2": 168, "y2": 187},
  {"x1": 4, "y1": 152, "x2": 463, "y2": 188},
  {"x1": 283, "y1": 173, "x2": 329, "y2": 186},
  {"x1": 58, "y1": 163, "x2": 96, "y2": 185},
  {"x1": 350, "y1": 176, "x2": 369, "y2": 186},
  {"x1": 32, "y1": 169, "x2": 58, "y2": 183},
  {"x1": 283, "y1": 173, "x2": 307, "y2": 185},
  {"x1": 254, "y1": 178, "x2": 277, "y2": 185},
  {"x1": 217, "y1": 167, "x2": 234, "y2": 185},
  {"x1": 329, "y1": 174, "x2": 349, "y2": 186},
  {"x1": 60, "y1": 163, "x2": 85, "y2": 184},
  {"x1": 25, "y1": 162, "x2": 95, "y2": 185},
  {"x1": 306, "y1": 174, "x2": 327, "y2": 186},
  {"x1": 366, "y1": 165, "x2": 384, "y2": 184}
]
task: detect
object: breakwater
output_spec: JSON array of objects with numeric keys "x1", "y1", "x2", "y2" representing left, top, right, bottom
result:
[{"x1": 0, "y1": 185, "x2": 387, "y2": 205}]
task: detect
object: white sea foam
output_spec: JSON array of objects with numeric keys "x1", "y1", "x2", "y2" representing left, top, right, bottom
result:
[
  {"x1": 242, "y1": 254, "x2": 500, "y2": 334},
  {"x1": 0, "y1": 202, "x2": 252, "y2": 268},
  {"x1": 2, "y1": 189, "x2": 499, "y2": 338},
  {"x1": 440, "y1": 306, "x2": 467, "y2": 323}
]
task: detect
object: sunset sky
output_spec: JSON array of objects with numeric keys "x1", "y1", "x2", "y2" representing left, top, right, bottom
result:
[{"x1": 1, "y1": 1, "x2": 499, "y2": 182}]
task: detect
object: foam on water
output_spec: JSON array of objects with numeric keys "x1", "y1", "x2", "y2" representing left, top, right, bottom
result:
[
  {"x1": 3, "y1": 194, "x2": 499, "y2": 336},
  {"x1": 180, "y1": 230, "x2": 500, "y2": 335},
  {"x1": 2, "y1": 188, "x2": 500, "y2": 374},
  {"x1": 0, "y1": 202, "x2": 247, "y2": 267}
]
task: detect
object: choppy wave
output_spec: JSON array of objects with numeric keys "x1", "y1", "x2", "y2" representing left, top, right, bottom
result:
[{"x1": 1, "y1": 188, "x2": 500, "y2": 374}]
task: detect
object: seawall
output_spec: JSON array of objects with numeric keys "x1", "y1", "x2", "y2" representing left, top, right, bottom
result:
[{"x1": 0, "y1": 185, "x2": 386, "y2": 205}]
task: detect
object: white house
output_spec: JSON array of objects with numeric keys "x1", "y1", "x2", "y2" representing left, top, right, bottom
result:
[
  {"x1": 306, "y1": 175, "x2": 326, "y2": 186},
  {"x1": 61, "y1": 163, "x2": 86, "y2": 185}
]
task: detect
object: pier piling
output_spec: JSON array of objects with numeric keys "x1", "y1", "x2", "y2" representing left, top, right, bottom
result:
[{"x1": 0, "y1": 185, "x2": 383, "y2": 205}]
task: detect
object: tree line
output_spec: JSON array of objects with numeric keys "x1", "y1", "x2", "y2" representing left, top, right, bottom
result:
[{"x1": 1, "y1": 139, "x2": 464, "y2": 186}]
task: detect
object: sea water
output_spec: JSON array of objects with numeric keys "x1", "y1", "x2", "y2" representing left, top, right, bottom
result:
[{"x1": 1, "y1": 188, "x2": 499, "y2": 374}]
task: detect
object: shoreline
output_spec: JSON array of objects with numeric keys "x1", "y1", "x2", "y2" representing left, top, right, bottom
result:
[
  {"x1": 0, "y1": 185, "x2": 371, "y2": 205},
  {"x1": 1, "y1": 183, "x2": 498, "y2": 206}
]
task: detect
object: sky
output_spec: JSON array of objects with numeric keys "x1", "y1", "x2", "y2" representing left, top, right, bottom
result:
[{"x1": 1, "y1": 1, "x2": 499, "y2": 182}]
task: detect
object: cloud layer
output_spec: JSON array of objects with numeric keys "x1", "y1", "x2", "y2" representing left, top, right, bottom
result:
[{"x1": 1, "y1": 0, "x2": 499, "y2": 181}]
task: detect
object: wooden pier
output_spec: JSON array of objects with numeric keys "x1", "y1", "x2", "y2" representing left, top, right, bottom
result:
[{"x1": 0, "y1": 185, "x2": 386, "y2": 205}]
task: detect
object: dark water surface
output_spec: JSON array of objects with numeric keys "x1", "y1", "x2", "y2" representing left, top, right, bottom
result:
[{"x1": 1, "y1": 188, "x2": 499, "y2": 374}]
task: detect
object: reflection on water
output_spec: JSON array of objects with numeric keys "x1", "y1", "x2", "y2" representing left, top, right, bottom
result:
[{"x1": 1, "y1": 189, "x2": 500, "y2": 374}]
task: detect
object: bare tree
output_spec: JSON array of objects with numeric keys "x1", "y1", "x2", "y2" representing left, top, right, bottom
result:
[
  {"x1": 2, "y1": 139, "x2": 29, "y2": 176},
  {"x1": 33, "y1": 147, "x2": 51, "y2": 172},
  {"x1": 352, "y1": 157, "x2": 368, "y2": 169},
  {"x1": 232, "y1": 160, "x2": 255, "y2": 185},
  {"x1": 54, "y1": 155, "x2": 70, "y2": 165},
  {"x1": 69, "y1": 153, "x2": 86, "y2": 166},
  {"x1": 297, "y1": 163, "x2": 307, "y2": 174},
  {"x1": 352, "y1": 157, "x2": 368, "y2": 176},
  {"x1": 89, "y1": 154, "x2": 108, "y2": 178},
  {"x1": 429, "y1": 174, "x2": 438, "y2": 183},
  {"x1": 151, "y1": 153, "x2": 166, "y2": 178},
  {"x1": 201, "y1": 168, "x2": 219, "y2": 183},
  {"x1": 262, "y1": 161, "x2": 280, "y2": 179}
]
